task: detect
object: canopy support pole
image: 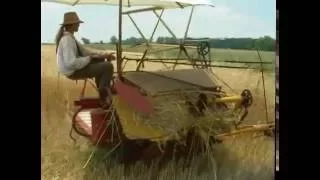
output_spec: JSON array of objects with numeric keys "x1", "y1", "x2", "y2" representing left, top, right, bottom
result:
[
  {"x1": 127, "y1": 14, "x2": 148, "y2": 45},
  {"x1": 182, "y1": 6, "x2": 195, "y2": 44},
  {"x1": 149, "y1": 9, "x2": 164, "y2": 44},
  {"x1": 122, "y1": 9, "x2": 163, "y2": 48},
  {"x1": 117, "y1": 0, "x2": 123, "y2": 77},
  {"x1": 123, "y1": 9, "x2": 166, "y2": 71},
  {"x1": 153, "y1": 10, "x2": 178, "y2": 42}
]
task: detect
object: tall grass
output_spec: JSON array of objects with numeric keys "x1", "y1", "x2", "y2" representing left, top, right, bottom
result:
[{"x1": 41, "y1": 45, "x2": 275, "y2": 180}]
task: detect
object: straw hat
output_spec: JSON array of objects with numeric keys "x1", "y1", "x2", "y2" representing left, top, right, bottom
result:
[{"x1": 61, "y1": 12, "x2": 84, "y2": 25}]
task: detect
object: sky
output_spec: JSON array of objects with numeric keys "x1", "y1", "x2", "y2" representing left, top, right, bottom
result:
[{"x1": 41, "y1": 0, "x2": 276, "y2": 43}]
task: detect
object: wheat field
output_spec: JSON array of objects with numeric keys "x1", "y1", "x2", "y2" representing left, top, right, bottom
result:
[{"x1": 41, "y1": 44, "x2": 275, "y2": 180}]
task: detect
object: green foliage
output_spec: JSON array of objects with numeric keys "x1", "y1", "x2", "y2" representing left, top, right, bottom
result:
[
  {"x1": 254, "y1": 36, "x2": 275, "y2": 51},
  {"x1": 110, "y1": 35, "x2": 117, "y2": 44}
]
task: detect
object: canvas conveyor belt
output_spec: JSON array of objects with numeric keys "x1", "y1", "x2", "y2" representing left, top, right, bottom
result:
[{"x1": 122, "y1": 69, "x2": 218, "y2": 96}]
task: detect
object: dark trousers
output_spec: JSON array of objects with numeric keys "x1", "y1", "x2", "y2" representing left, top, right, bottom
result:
[{"x1": 68, "y1": 60, "x2": 114, "y2": 102}]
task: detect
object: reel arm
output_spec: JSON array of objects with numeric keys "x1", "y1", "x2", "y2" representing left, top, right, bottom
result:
[{"x1": 186, "y1": 89, "x2": 253, "y2": 123}]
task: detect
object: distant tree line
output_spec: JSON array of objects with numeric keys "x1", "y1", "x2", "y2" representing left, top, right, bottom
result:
[{"x1": 107, "y1": 35, "x2": 275, "y2": 51}]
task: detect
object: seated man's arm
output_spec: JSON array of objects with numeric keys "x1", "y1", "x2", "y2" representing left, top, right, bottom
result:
[
  {"x1": 76, "y1": 40, "x2": 116, "y2": 59},
  {"x1": 76, "y1": 41, "x2": 100, "y2": 56}
]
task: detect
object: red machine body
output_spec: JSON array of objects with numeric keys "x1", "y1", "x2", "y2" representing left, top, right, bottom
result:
[{"x1": 72, "y1": 97, "x2": 121, "y2": 147}]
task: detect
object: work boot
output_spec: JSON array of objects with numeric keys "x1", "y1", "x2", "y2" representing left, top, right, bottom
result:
[
  {"x1": 99, "y1": 87, "x2": 113, "y2": 110},
  {"x1": 110, "y1": 77, "x2": 117, "y2": 94}
]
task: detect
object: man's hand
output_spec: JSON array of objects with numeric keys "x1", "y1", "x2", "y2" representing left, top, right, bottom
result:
[
  {"x1": 90, "y1": 52, "x2": 116, "y2": 61},
  {"x1": 104, "y1": 52, "x2": 116, "y2": 61},
  {"x1": 89, "y1": 54, "x2": 104, "y2": 64},
  {"x1": 90, "y1": 54, "x2": 102, "y2": 59}
]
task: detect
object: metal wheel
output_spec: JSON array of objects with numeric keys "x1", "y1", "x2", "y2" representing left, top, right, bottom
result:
[
  {"x1": 241, "y1": 89, "x2": 253, "y2": 108},
  {"x1": 197, "y1": 41, "x2": 210, "y2": 56},
  {"x1": 196, "y1": 41, "x2": 211, "y2": 69}
]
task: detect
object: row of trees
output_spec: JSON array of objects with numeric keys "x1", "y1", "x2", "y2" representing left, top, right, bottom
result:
[{"x1": 107, "y1": 35, "x2": 275, "y2": 51}]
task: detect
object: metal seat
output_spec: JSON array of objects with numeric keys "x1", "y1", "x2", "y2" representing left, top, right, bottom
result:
[{"x1": 74, "y1": 97, "x2": 100, "y2": 109}]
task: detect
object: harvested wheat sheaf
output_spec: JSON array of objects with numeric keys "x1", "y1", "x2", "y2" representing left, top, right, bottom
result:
[{"x1": 132, "y1": 93, "x2": 238, "y2": 139}]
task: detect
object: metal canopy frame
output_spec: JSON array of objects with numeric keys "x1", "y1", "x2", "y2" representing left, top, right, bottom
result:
[{"x1": 120, "y1": 5, "x2": 213, "y2": 73}]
